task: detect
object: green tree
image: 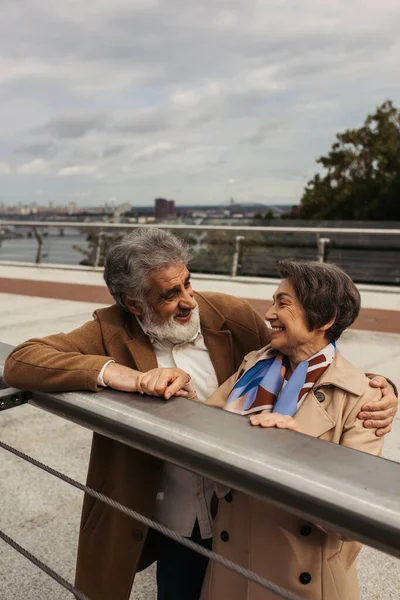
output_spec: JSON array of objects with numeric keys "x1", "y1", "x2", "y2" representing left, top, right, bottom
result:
[{"x1": 297, "y1": 101, "x2": 400, "y2": 220}]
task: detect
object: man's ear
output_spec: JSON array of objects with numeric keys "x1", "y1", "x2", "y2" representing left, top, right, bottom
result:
[{"x1": 123, "y1": 294, "x2": 142, "y2": 316}]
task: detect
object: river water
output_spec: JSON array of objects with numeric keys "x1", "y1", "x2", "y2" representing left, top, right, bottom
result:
[{"x1": 0, "y1": 230, "x2": 89, "y2": 265}]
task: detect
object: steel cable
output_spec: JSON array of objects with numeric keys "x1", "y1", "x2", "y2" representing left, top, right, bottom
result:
[
  {"x1": 0, "y1": 439, "x2": 305, "y2": 600},
  {"x1": 0, "y1": 527, "x2": 90, "y2": 600}
]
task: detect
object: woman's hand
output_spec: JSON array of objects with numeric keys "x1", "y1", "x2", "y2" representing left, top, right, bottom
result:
[
  {"x1": 249, "y1": 411, "x2": 302, "y2": 432},
  {"x1": 136, "y1": 367, "x2": 193, "y2": 400}
]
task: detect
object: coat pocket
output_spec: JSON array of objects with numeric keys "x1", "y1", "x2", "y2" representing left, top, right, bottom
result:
[
  {"x1": 326, "y1": 541, "x2": 361, "y2": 600},
  {"x1": 81, "y1": 483, "x2": 110, "y2": 538},
  {"x1": 340, "y1": 541, "x2": 362, "y2": 571}
]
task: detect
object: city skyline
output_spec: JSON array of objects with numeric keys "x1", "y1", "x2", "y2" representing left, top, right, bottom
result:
[{"x1": 1, "y1": 1, "x2": 400, "y2": 206}]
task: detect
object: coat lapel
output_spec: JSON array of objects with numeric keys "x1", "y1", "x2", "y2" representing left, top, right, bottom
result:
[
  {"x1": 196, "y1": 292, "x2": 235, "y2": 386},
  {"x1": 124, "y1": 316, "x2": 158, "y2": 372},
  {"x1": 202, "y1": 328, "x2": 234, "y2": 386},
  {"x1": 295, "y1": 351, "x2": 365, "y2": 438}
]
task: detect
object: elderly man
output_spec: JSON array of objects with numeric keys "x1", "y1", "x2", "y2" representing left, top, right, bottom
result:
[{"x1": 4, "y1": 228, "x2": 397, "y2": 600}]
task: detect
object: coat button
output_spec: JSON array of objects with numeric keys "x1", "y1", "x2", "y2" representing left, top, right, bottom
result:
[
  {"x1": 315, "y1": 391, "x2": 325, "y2": 402},
  {"x1": 299, "y1": 572, "x2": 312, "y2": 585},
  {"x1": 220, "y1": 530, "x2": 229, "y2": 542},
  {"x1": 225, "y1": 492, "x2": 233, "y2": 503},
  {"x1": 132, "y1": 529, "x2": 144, "y2": 541},
  {"x1": 300, "y1": 525, "x2": 313, "y2": 537}
]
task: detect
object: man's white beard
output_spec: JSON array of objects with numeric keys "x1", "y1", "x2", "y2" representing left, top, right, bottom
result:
[{"x1": 141, "y1": 304, "x2": 201, "y2": 344}]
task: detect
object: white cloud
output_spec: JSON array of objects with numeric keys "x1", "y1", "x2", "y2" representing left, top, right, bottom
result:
[
  {"x1": 58, "y1": 165, "x2": 98, "y2": 176},
  {"x1": 17, "y1": 159, "x2": 48, "y2": 174},
  {"x1": 132, "y1": 142, "x2": 176, "y2": 162},
  {"x1": 0, "y1": 0, "x2": 399, "y2": 204}
]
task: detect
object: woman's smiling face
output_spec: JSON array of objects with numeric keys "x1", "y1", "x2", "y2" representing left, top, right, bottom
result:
[{"x1": 265, "y1": 279, "x2": 325, "y2": 360}]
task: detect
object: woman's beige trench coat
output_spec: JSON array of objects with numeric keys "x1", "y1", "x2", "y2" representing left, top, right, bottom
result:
[{"x1": 201, "y1": 346, "x2": 383, "y2": 600}]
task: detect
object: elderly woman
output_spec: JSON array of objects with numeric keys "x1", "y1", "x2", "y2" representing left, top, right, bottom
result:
[{"x1": 196, "y1": 260, "x2": 383, "y2": 600}]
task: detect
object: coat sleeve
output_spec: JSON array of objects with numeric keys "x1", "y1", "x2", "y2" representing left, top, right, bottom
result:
[
  {"x1": 3, "y1": 315, "x2": 111, "y2": 392},
  {"x1": 318, "y1": 384, "x2": 384, "y2": 541},
  {"x1": 340, "y1": 384, "x2": 384, "y2": 457},
  {"x1": 205, "y1": 354, "x2": 251, "y2": 409},
  {"x1": 253, "y1": 309, "x2": 271, "y2": 348}
]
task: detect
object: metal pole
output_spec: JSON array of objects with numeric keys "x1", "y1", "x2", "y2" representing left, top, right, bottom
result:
[
  {"x1": 32, "y1": 227, "x2": 44, "y2": 264},
  {"x1": 231, "y1": 235, "x2": 245, "y2": 277},
  {"x1": 317, "y1": 235, "x2": 331, "y2": 263},
  {"x1": 93, "y1": 231, "x2": 104, "y2": 268},
  {"x1": 1, "y1": 220, "x2": 399, "y2": 235}
]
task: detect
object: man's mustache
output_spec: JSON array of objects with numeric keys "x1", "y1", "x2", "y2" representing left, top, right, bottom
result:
[{"x1": 175, "y1": 308, "x2": 192, "y2": 318}]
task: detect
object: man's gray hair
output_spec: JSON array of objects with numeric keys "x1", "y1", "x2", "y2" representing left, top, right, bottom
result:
[{"x1": 104, "y1": 228, "x2": 191, "y2": 309}]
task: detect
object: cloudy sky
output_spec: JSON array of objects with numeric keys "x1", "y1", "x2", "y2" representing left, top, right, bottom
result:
[{"x1": 1, "y1": 0, "x2": 400, "y2": 207}]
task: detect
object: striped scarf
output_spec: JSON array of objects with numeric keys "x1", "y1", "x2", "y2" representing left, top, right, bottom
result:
[{"x1": 224, "y1": 342, "x2": 336, "y2": 417}]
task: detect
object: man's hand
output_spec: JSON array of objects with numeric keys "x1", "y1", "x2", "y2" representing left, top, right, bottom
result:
[
  {"x1": 103, "y1": 362, "x2": 143, "y2": 392},
  {"x1": 249, "y1": 412, "x2": 302, "y2": 432},
  {"x1": 136, "y1": 368, "x2": 192, "y2": 400},
  {"x1": 359, "y1": 377, "x2": 398, "y2": 437},
  {"x1": 103, "y1": 364, "x2": 194, "y2": 400}
]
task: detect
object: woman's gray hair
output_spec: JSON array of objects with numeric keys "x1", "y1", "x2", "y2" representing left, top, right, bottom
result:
[
  {"x1": 104, "y1": 228, "x2": 191, "y2": 309},
  {"x1": 276, "y1": 260, "x2": 361, "y2": 341}
]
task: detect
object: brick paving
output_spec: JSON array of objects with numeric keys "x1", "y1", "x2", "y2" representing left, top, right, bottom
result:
[{"x1": 1, "y1": 276, "x2": 399, "y2": 334}]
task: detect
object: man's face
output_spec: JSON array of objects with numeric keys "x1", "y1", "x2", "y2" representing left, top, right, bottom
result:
[
  {"x1": 145, "y1": 263, "x2": 197, "y2": 324},
  {"x1": 124, "y1": 263, "x2": 197, "y2": 326}
]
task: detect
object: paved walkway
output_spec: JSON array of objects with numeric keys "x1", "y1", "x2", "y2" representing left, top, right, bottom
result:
[
  {"x1": 1, "y1": 263, "x2": 400, "y2": 333},
  {"x1": 0, "y1": 266, "x2": 399, "y2": 600}
]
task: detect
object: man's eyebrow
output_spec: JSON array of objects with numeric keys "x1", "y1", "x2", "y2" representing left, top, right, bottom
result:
[
  {"x1": 159, "y1": 285, "x2": 180, "y2": 299},
  {"x1": 158, "y1": 274, "x2": 191, "y2": 300}
]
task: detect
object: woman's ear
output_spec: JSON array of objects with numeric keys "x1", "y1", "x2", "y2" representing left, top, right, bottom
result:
[
  {"x1": 318, "y1": 316, "x2": 336, "y2": 333},
  {"x1": 123, "y1": 294, "x2": 142, "y2": 316}
]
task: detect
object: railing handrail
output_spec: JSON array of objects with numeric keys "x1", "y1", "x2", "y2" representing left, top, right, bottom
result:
[
  {"x1": 1, "y1": 219, "x2": 400, "y2": 235},
  {"x1": 1, "y1": 341, "x2": 400, "y2": 559}
]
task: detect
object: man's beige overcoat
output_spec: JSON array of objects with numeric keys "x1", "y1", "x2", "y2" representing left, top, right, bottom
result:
[
  {"x1": 200, "y1": 346, "x2": 384, "y2": 600},
  {"x1": 4, "y1": 292, "x2": 270, "y2": 600}
]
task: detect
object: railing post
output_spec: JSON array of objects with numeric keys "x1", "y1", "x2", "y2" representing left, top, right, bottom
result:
[
  {"x1": 231, "y1": 235, "x2": 245, "y2": 277},
  {"x1": 94, "y1": 231, "x2": 104, "y2": 268},
  {"x1": 316, "y1": 233, "x2": 330, "y2": 263},
  {"x1": 33, "y1": 227, "x2": 43, "y2": 264}
]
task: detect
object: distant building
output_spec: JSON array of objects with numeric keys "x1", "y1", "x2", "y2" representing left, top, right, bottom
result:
[
  {"x1": 168, "y1": 200, "x2": 176, "y2": 216},
  {"x1": 155, "y1": 198, "x2": 176, "y2": 220},
  {"x1": 155, "y1": 198, "x2": 169, "y2": 220},
  {"x1": 67, "y1": 202, "x2": 78, "y2": 216}
]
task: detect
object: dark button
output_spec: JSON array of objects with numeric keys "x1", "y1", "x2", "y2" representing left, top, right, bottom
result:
[
  {"x1": 220, "y1": 530, "x2": 229, "y2": 542},
  {"x1": 300, "y1": 525, "x2": 313, "y2": 537},
  {"x1": 225, "y1": 492, "x2": 233, "y2": 503},
  {"x1": 299, "y1": 572, "x2": 312, "y2": 585},
  {"x1": 315, "y1": 391, "x2": 325, "y2": 403},
  {"x1": 132, "y1": 529, "x2": 144, "y2": 542}
]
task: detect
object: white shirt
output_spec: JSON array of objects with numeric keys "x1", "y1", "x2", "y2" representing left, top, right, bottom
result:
[
  {"x1": 98, "y1": 323, "x2": 220, "y2": 539},
  {"x1": 149, "y1": 330, "x2": 219, "y2": 539}
]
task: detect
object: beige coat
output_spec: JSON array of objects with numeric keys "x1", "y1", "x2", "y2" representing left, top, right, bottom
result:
[
  {"x1": 4, "y1": 291, "x2": 270, "y2": 600},
  {"x1": 201, "y1": 347, "x2": 383, "y2": 600}
]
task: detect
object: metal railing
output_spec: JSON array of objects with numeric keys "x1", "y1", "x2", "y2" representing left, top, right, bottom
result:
[
  {"x1": 1, "y1": 220, "x2": 400, "y2": 283},
  {"x1": 1, "y1": 338, "x2": 400, "y2": 563}
]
